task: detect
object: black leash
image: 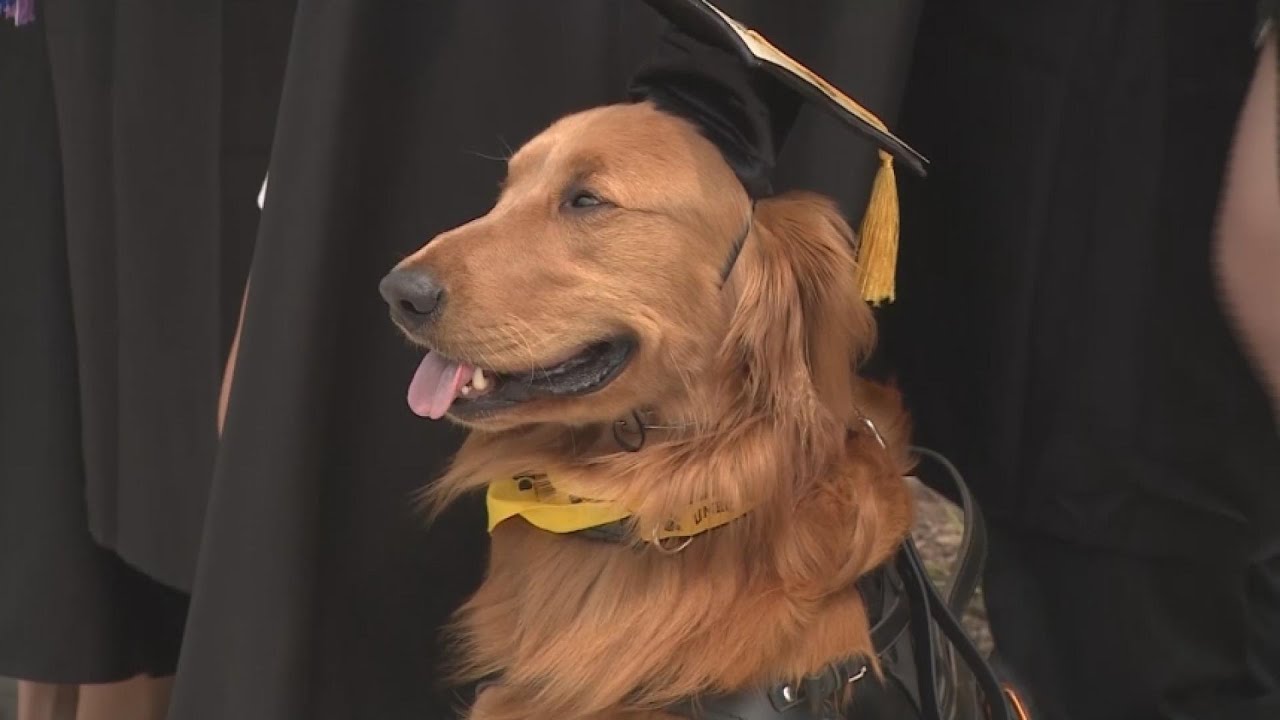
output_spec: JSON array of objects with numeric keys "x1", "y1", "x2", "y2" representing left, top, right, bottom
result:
[
  {"x1": 911, "y1": 446, "x2": 987, "y2": 621},
  {"x1": 668, "y1": 446, "x2": 1018, "y2": 720}
]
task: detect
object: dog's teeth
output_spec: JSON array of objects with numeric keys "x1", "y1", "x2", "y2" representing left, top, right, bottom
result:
[
  {"x1": 461, "y1": 385, "x2": 473, "y2": 396},
  {"x1": 472, "y1": 368, "x2": 489, "y2": 391}
]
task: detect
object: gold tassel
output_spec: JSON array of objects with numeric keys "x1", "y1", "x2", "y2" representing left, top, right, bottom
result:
[
  {"x1": 857, "y1": 150, "x2": 900, "y2": 305},
  {"x1": 698, "y1": 4, "x2": 916, "y2": 305}
]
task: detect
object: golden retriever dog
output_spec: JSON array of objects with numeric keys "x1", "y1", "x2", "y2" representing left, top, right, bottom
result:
[{"x1": 380, "y1": 100, "x2": 915, "y2": 720}]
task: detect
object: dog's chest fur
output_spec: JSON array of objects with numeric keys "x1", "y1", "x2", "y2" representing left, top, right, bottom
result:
[{"x1": 451, "y1": 453, "x2": 910, "y2": 720}]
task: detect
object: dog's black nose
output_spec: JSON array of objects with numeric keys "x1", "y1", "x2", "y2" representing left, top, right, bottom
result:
[{"x1": 379, "y1": 268, "x2": 445, "y2": 328}]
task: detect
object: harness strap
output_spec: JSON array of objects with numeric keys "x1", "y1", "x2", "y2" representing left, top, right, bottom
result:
[
  {"x1": 666, "y1": 447, "x2": 1017, "y2": 720},
  {"x1": 911, "y1": 446, "x2": 987, "y2": 620},
  {"x1": 897, "y1": 448, "x2": 1016, "y2": 720},
  {"x1": 719, "y1": 207, "x2": 755, "y2": 285}
]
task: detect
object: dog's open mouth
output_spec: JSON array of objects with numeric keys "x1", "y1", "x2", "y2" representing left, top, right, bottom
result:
[{"x1": 406, "y1": 338, "x2": 636, "y2": 420}]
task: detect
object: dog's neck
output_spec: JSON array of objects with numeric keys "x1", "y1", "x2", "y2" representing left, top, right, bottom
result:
[{"x1": 434, "y1": 401, "x2": 912, "y2": 720}]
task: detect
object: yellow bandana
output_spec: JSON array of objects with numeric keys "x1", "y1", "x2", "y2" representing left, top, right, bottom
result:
[{"x1": 486, "y1": 474, "x2": 748, "y2": 542}]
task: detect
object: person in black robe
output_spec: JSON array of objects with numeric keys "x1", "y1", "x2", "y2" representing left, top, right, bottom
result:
[
  {"x1": 875, "y1": 1, "x2": 1280, "y2": 718},
  {"x1": 0, "y1": 1, "x2": 294, "y2": 717},
  {"x1": 168, "y1": 2, "x2": 921, "y2": 718}
]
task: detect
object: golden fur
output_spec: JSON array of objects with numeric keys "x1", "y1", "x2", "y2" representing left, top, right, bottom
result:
[{"x1": 389, "y1": 101, "x2": 915, "y2": 719}]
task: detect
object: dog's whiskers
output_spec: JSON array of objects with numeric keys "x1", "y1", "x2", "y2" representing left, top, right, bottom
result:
[
  {"x1": 509, "y1": 316, "x2": 553, "y2": 380},
  {"x1": 668, "y1": 348, "x2": 699, "y2": 407},
  {"x1": 463, "y1": 148, "x2": 509, "y2": 163},
  {"x1": 661, "y1": 347, "x2": 715, "y2": 431},
  {"x1": 475, "y1": 335, "x2": 504, "y2": 371}
]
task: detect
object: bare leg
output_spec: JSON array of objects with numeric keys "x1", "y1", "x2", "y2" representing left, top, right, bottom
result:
[
  {"x1": 16, "y1": 681, "x2": 77, "y2": 720},
  {"x1": 1216, "y1": 32, "x2": 1280, "y2": 423},
  {"x1": 218, "y1": 279, "x2": 250, "y2": 434},
  {"x1": 73, "y1": 676, "x2": 172, "y2": 720}
]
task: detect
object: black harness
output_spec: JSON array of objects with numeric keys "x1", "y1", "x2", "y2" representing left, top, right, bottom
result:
[
  {"x1": 718, "y1": 208, "x2": 753, "y2": 285},
  {"x1": 586, "y1": 440, "x2": 1023, "y2": 720}
]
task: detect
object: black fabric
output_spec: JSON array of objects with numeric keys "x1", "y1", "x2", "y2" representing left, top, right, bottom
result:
[
  {"x1": 31, "y1": 0, "x2": 296, "y2": 593},
  {"x1": 166, "y1": 2, "x2": 921, "y2": 718},
  {"x1": 0, "y1": 0, "x2": 294, "y2": 682},
  {"x1": 873, "y1": 0, "x2": 1280, "y2": 717},
  {"x1": 0, "y1": 18, "x2": 188, "y2": 683},
  {"x1": 984, "y1": 523, "x2": 1280, "y2": 720},
  {"x1": 878, "y1": 0, "x2": 1280, "y2": 561}
]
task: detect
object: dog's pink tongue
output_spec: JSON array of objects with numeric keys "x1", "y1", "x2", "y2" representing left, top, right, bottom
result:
[{"x1": 407, "y1": 351, "x2": 473, "y2": 420}]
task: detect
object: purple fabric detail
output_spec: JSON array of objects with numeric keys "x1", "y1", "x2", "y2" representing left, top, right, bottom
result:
[
  {"x1": 16, "y1": 0, "x2": 35, "y2": 25},
  {"x1": 3, "y1": 0, "x2": 35, "y2": 26}
]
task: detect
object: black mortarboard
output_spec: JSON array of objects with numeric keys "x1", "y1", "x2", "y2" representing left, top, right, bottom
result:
[{"x1": 628, "y1": 0, "x2": 928, "y2": 304}]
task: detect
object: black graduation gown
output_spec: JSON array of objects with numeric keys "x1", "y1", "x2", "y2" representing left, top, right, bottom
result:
[
  {"x1": 166, "y1": 2, "x2": 920, "y2": 718},
  {"x1": 0, "y1": 0, "x2": 293, "y2": 682},
  {"x1": 876, "y1": 1, "x2": 1280, "y2": 717}
]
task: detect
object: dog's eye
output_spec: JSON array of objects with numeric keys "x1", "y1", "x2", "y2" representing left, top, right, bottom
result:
[{"x1": 566, "y1": 191, "x2": 605, "y2": 210}]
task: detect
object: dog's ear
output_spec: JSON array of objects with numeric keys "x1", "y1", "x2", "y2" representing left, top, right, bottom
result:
[
  {"x1": 725, "y1": 192, "x2": 875, "y2": 426},
  {"x1": 719, "y1": 192, "x2": 911, "y2": 587}
]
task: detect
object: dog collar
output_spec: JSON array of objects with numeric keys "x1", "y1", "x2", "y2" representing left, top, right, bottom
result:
[
  {"x1": 489, "y1": 413, "x2": 887, "y2": 549},
  {"x1": 486, "y1": 473, "x2": 751, "y2": 549}
]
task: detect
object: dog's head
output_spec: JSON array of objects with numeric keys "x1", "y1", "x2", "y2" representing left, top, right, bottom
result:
[{"x1": 382, "y1": 101, "x2": 878, "y2": 439}]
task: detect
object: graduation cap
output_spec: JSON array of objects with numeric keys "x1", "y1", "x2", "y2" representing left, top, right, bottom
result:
[{"x1": 628, "y1": 0, "x2": 928, "y2": 304}]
